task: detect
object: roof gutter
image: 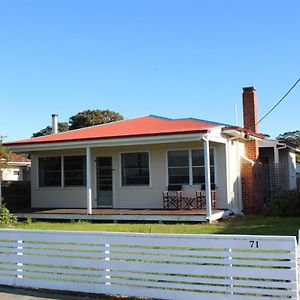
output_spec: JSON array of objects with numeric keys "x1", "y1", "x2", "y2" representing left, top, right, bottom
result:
[
  {"x1": 5, "y1": 132, "x2": 206, "y2": 153},
  {"x1": 222, "y1": 127, "x2": 264, "y2": 141}
]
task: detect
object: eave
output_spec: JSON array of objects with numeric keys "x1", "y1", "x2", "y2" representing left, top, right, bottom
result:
[
  {"x1": 222, "y1": 126, "x2": 265, "y2": 141},
  {"x1": 5, "y1": 132, "x2": 208, "y2": 153}
]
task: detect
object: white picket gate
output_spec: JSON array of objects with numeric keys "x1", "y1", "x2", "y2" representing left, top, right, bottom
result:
[{"x1": 0, "y1": 229, "x2": 298, "y2": 300}]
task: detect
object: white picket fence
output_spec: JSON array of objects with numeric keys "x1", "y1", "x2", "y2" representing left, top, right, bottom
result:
[{"x1": 0, "y1": 229, "x2": 298, "y2": 300}]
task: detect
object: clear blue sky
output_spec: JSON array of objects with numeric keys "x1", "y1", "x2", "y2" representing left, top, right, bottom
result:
[{"x1": 1, "y1": 0, "x2": 299, "y2": 141}]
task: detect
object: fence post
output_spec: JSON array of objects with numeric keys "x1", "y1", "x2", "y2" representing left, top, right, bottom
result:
[
  {"x1": 105, "y1": 243, "x2": 111, "y2": 286},
  {"x1": 16, "y1": 240, "x2": 23, "y2": 279},
  {"x1": 226, "y1": 248, "x2": 234, "y2": 295}
]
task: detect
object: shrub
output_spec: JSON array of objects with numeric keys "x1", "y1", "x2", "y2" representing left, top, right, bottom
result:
[
  {"x1": 0, "y1": 206, "x2": 18, "y2": 226},
  {"x1": 265, "y1": 190, "x2": 300, "y2": 217}
]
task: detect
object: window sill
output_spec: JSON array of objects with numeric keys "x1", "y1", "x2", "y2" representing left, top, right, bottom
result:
[
  {"x1": 120, "y1": 185, "x2": 152, "y2": 189},
  {"x1": 36, "y1": 186, "x2": 86, "y2": 191}
]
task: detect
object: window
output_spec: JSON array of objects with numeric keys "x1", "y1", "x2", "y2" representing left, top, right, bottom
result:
[
  {"x1": 191, "y1": 149, "x2": 215, "y2": 185},
  {"x1": 38, "y1": 155, "x2": 87, "y2": 188},
  {"x1": 167, "y1": 150, "x2": 189, "y2": 185},
  {"x1": 64, "y1": 156, "x2": 86, "y2": 187},
  {"x1": 39, "y1": 157, "x2": 62, "y2": 187},
  {"x1": 121, "y1": 152, "x2": 149, "y2": 186},
  {"x1": 167, "y1": 149, "x2": 215, "y2": 186}
]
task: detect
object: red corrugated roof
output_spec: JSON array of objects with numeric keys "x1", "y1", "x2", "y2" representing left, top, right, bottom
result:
[
  {"x1": 5, "y1": 115, "x2": 222, "y2": 146},
  {"x1": 11, "y1": 153, "x2": 31, "y2": 162}
]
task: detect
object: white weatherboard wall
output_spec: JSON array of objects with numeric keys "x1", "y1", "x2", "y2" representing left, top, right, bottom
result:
[
  {"x1": 0, "y1": 229, "x2": 298, "y2": 300},
  {"x1": 226, "y1": 140, "x2": 244, "y2": 212},
  {"x1": 31, "y1": 149, "x2": 87, "y2": 208},
  {"x1": 288, "y1": 151, "x2": 297, "y2": 190}
]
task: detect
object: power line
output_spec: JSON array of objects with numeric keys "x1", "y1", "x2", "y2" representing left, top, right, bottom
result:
[{"x1": 256, "y1": 77, "x2": 300, "y2": 127}]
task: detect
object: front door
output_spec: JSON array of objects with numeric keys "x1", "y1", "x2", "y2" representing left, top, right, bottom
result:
[{"x1": 96, "y1": 157, "x2": 113, "y2": 207}]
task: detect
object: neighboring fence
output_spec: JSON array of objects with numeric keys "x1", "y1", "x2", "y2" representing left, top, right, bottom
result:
[
  {"x1": 262, "y1": 163, "x2": 289, "y2": 203},
  {"x1": 0, "y1": 230, "x2": 298, "y2": 300},
  {"x1": 1, "y1": 181, "x2": 31, "y2": 210}
]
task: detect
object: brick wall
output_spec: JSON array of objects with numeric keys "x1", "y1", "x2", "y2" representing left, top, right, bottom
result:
[{"x1": 241, "y1": 87, "x2": 264, "y2": 213}]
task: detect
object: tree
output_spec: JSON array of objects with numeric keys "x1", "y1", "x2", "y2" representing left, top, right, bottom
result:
[
  {"x1": 32, "y1": 109, "x2": 124, "y2": 137},
  {"x1": 276, "y1": 130, "x2": 300, "y2": 147},
  {"x1": 69, "y1": 109, "x2": 124, "y2": 130},
  {"x1": 32, "y1": 122, "x2": 69, "y2": 138}
]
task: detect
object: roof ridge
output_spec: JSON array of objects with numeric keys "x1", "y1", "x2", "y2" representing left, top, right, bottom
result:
[
  {"x1": 174, "y1": 117, "x2": 231, "y2": 127},
  {"x1": 148, "y1": 115, "x2": 230, "y2": 127},
  {"x1": 148, "y1": 115, "x2": 173, "y2": 120}
]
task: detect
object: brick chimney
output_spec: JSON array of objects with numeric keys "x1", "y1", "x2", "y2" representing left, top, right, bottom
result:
[
  {"x1": 242, "y1": 87, "x2": 259, "y2": 161},
  {"x1": 241, "y1": 86, "x2": 263, "y2": 213},
  {"x1": 242, "y1": 87, "x2": 258, "y2": 133}
]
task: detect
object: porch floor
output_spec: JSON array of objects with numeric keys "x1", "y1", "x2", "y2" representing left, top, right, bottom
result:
[{"x1": 12, "y1": 208, "x2": 227, "y2": 223}]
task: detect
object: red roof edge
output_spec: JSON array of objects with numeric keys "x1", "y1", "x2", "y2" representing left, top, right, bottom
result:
[
  {"x1": 222, "y1": 126, "x2": 266, "y2": 140},
  {"x1": 4, "y1": 129, "x2": 209, "y2": 147}
]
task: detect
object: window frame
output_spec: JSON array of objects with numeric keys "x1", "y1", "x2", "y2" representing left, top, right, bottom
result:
[
  {"x1": 119, "y1": 151, "x2": 151, "y2": 188},
  {"x1": 37, "y1": 154, "x2": 87, "y2": 189},
  {"x1": 166, "y1": 147, "x2": 216, "y2": 187},
  {"x1": 37, "y1": 155, "x2": 63, "y2": 188},
  {"x1": 64, "y1": 155, "x2": 87, "y2": 187}
]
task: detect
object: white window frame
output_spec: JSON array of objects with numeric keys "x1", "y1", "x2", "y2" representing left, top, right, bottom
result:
[
  {"x1": 166, "y1": 147, "x2": 216, "y2": 187},
  {"x1": 63, "y1": 154, "x2": 87, "y2": 187},
  {"x1": 119, "y1": 151, "x2": 152, "y2": 188},
  {"x1": 37, "y1": 154, "x2": 87, "y2": 189}
]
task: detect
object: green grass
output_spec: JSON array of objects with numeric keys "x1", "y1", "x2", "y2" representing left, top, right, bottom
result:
[{"x1": 1, "y1": 216, "x2": 300, "y2": 237}]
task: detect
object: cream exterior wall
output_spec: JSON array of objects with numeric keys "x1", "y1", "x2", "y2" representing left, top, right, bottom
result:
[
  {"x1": 288, "y1": 151, "x2": 297, "y2": 190},
  {"x1": 30, "y1": 140, "x2": 232, "y2": 209},
  {"x1": 226, "y1": 140, "x2": 244, "y2": 212},
  {"x1": 31, "y1": 149, "x2": 87, "y2": 208}
]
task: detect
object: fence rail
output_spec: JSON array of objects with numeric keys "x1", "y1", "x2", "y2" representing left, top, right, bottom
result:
[{"x1": 0, "y1": 229, "x2": 298, "y2": 300}]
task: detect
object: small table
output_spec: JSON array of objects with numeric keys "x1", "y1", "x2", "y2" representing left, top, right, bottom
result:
[{"x1": 182, "y1": 196, "x2": 196, "y2": 210}]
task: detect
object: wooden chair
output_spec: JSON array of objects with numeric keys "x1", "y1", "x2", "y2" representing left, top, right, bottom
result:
[
  {"x1": 163, "y1": 185, "x2": 182, "y2": 209},
  {"x1": 196, "y1": 184, "x2": 217, "y2": 210}
]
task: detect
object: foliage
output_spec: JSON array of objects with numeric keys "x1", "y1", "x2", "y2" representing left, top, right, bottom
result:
[
  {"x1": 32, "y1": 109, "x2": 124, "y2": 136},
  {"x1": 264, "y1": 190, "x2": 300, "y2": 217},
  {"x1": 32, "y1": 122, "x2": 69, "y2": 137},
  {"x1": 0, "y1": 206, "x2": 18, "y2": 226},
  {"x1": 69, "y1": 109, "x2": 124, "y2": 130},
  {"x1": 24, "y1": 217, "x2": 32, "y2": 225},
  {"x1": 276, "y1": 130, "x2": 300, "y2": 147}
]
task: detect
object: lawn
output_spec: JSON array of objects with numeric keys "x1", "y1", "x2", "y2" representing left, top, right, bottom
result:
[{"x1": 2, "y1": 216, "x2": 300, "y2": 237}]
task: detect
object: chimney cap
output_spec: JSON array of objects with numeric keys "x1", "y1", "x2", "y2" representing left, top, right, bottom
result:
[
  {"x1": 243, "y1": 86, "x2": 256, "y2": 92},
  {"x1": 52, "y1": 113, "x2": 58, "y2": 117}
]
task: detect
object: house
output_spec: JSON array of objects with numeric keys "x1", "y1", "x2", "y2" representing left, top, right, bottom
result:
[
  {"x1": 1, "y1": 153, "x2": 31, "y2": 181},
  {"x1": 259, "y1": 139, "x2": 300, "y2": 199},
  {"x1": 4, "y1": 87, "x2": 268, "y2": 221}
]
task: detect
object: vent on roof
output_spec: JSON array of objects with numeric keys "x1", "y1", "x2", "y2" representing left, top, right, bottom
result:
[{"x1": 52, "y1": 114, "x2": 58, "y2": 134}]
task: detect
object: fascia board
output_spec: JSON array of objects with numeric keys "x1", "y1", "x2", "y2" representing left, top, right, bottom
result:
[{"x1": 6, "y1": 133, "x2": 205, "y2": 152}]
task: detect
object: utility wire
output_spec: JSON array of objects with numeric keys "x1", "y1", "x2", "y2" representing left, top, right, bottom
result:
[{"x1": 256, "y1": 77, "x2": 300, "y2": 127}]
